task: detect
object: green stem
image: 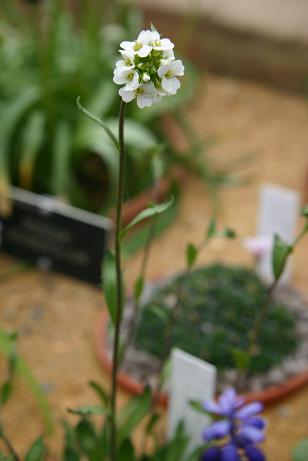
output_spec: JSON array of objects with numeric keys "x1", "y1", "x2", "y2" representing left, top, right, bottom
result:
[{"x1": 110, "y1": 100, "x2": 127, "y2": 461}]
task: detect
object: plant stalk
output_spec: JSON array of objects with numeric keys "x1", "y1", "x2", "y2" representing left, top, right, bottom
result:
[{"x1": 110, "y1": 100, "x2": 127, "y2": 461}]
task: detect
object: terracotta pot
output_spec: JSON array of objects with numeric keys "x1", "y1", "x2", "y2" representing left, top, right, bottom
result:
[{"x1": 95, "y1": 309, "x2": 308, "y2": 408}]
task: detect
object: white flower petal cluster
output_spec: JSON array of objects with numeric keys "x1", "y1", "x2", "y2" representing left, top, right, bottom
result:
[{"x1": 113, "y1": 29, "x2": 184, "y2": 108}]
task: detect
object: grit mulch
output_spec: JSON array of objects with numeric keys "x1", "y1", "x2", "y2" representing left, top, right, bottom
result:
[{"x1": 0, "y1": 74, "x2": 308, "y2": 460}]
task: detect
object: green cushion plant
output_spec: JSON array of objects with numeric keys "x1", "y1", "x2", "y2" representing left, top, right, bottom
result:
[{"x1": 135, "y1": 264, "x2": 298, "y2": 374}]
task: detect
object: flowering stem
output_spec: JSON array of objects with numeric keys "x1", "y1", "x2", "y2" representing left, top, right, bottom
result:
[{"x1": 110, "y1": 100, "x2": 127, "y2": 461}]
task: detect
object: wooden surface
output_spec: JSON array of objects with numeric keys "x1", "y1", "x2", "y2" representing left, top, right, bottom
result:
[{"x1": 0, "y1": 73, "x2": 308, "y2": 459}]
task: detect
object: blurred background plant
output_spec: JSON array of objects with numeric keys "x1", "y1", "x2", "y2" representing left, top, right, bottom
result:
[{"x1": 0, "y1": 0, "x2": 201, "y2": 215}]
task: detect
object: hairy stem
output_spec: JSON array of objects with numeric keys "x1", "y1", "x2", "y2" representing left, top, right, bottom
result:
[{"x1": 110, "y1": 100, "x2": 127, "y2": 461}]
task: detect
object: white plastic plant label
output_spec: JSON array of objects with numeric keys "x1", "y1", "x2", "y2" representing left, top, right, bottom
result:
[
  {"x1": 257, "y1": 183, "x2": 300, "y2": 284},
  {"x1": 168, "y1": 348, "x2": 216, "y2": 451}
]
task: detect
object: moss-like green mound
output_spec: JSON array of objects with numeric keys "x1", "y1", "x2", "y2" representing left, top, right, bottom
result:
[{"x1": 134, "y1": 264, "x2": 298, "y2": 374}]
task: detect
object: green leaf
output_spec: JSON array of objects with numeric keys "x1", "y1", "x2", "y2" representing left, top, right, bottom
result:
[
  {"x1": 19, "y1": 111, "x2": 45, "y2": 189},
  {"x1": 117, "y1": 387, "x2": 152, "y2": 443},
  {"x1": 51, "y1": 121, "x2": 72, "y2": 197},
  {"x1": 301, "y1": 205, "x2": 308, "y2": 218},
  {"x1": 63, "y1": 447, "x2": 80, "y2": 461},
  {"x1": 123, "y1": 195, "x2": 179, "y2": 256},
  {"x1": 122, "y1": 196, "x2": 174, "y2": 237},
  {"x1": 0, "y1": 381, "x2": 12, "y2": 406},
  {"x1": 272, "y1": 234, "x2": 293, "y2": 281},
  {"x1": 118, "y1": 439, "x2": 136, "y2": 461},
  {"x1": 189, "y1": 400, "x2": 208, "y2": 416},
  {"x1": 67, "y1": 405, "x2": 108, "y2": 417},
  {"x1": 102, "y1": 251, "x2": 117, "y2": 325},
  {"x1": 231, "y1": 347, "x2": 251, "y2": 371},
  {"x1": 75, "y1": 419, "x2": 98, "y2": 457},
  {"x1": 76, "y1": 97, "x2": 119, "y2": 151},
  {"x1": 25, "y1": 438, "x2": 46, "y2": 461},
  {"x1": 206, "y1": 218, "x2": 217, "y2": 240},
  {"x1": 0, "y1": 330, "x2": 53, "y2": 433},
  {"x1": 134, "y1": 276, "x2": 144, "y2": 302},
  {"x1": 88, "y1": 381, "x2": 109, "y2": 405},
  {"x1": 222, "y1": 228, "x2": 237, "y2": 239},
  {"x1": 293, "y1": 439, "x2": 308, "y2": 461},
  {"x1": 186, "y1": 243, "x2": 198, "y2": 269}
]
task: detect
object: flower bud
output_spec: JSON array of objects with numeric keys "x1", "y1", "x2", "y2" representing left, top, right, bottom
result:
[{"x1": 141, "y1": 72, "x2": 151, "y2": 83}]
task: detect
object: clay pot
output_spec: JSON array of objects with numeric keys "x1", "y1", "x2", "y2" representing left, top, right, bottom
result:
[{"x1": 95, "y1": 309, "x2": 308, "y2": 408}]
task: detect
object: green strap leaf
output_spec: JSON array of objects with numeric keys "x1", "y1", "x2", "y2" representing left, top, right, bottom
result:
[
  {"x1": 76, "y1": 97, "x2": 119, "y2": 151},
  {"x1": 121, "y1": 196, "x2": 174, "y2": 238},
  {"x1": 88, "y1": 381, "x2": 109, "y2": 405}
]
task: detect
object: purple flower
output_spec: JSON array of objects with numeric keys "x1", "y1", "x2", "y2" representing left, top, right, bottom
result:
[{"x1": 202, "y1": 388, "x2": 266, "y2": 461}]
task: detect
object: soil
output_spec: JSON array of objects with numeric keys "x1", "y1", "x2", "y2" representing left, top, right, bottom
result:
[{"x1": 0, "y1": 73, "x2": 308, "y2": 460}]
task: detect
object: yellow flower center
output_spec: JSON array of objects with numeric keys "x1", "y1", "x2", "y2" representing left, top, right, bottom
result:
[
  {"x1": 128, "y1": 72, "x2": 134, "y2": 81},
  {"x1": 165, "y1": 71, "x2": 173, "y2": 79},
  {"x1": 134, "y1": 42, "x2": 142, "y2": 51},
  {"x1": 135, "y1": 87, "x2": 144, "y2": 96}
]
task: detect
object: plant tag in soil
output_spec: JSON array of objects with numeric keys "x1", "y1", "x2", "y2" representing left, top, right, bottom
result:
[
  {"x1": 257, "y1": 183, "x2": 300, "y2": 284},
  {"x1": 0, "y1": 187, "x2": 112, "y2": 285},
  {"x1": 168, "y1": 348, "x2": 216, "y2": 451}
]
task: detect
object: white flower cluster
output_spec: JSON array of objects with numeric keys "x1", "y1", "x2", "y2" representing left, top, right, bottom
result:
[{"x1": 113, "y1": 29, "x2": 184, "y2": 108}]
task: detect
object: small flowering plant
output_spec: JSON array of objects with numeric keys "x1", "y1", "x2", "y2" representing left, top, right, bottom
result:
[
  {"x1": 113, "y1": 27, "x2": 185, "y2": 108},
  {"x1": 202, "y1": 388, "x2": 266, "y2": 461}
]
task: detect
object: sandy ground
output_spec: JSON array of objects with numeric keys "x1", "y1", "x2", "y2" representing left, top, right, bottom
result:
[{"x1": 0, "y1": 73, "x2": 308, "y2": 459}]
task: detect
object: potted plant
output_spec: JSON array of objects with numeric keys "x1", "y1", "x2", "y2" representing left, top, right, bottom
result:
[{"x1": 96, "y1": 211, "x2": 308, "y2": 406}]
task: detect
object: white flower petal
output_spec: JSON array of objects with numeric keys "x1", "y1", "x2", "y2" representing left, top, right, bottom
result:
[
  {"x1": 138, "y1": 30, "x2": 152, "y2": 44},
  {"x1": 158, "y1": 63, "x2": 170, "y2": 78},
  {"x1": 170, "y1": 60, "x2": 184, "y2": 76},
  {"x1": 120, "y1": 40, "x2": 135, "y2": 51},
  {"x1": 150, "y1": 31, "x2": 160, "y2": 42},
  {"x1": 159, "y1": 38, "x2": 174, "y2": 50},
  {"x1": 124, "y1": 72, "x2": 139, "y2": 91},
  {"x1": 161, "y1": 76, "x2": 181, "y2": 95},
  {"x1": 137, "y1": 44, "x2": 152, "y2": 57},
  {"x1": 119, "y1": 87, "x2": 135, "y2": 103},
  {"x1": 137, "y1": 94, "x2": 154, "y2": 108}
]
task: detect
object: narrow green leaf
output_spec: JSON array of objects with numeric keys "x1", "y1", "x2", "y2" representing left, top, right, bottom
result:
[
  {"x1": 272, "y1": 234, "x2": 293, "y2": 281},
  {"x1": 301, "y1": 205, "x2": 308, "y2": 218},
  {"x1": 76, "y1": 97, "x2": 119, "y2": 151},
  {"x1": 0, "y1": 381, "x2": 12, "y2": 406},
  {"x1": 293, "y1": 439, "x2": 308, "y2": 461},
  {"x1": 186, "y1": 243, "x2": 198, "y2": 269},
  {"x1": 189, "y1": 400, "x2": 208, "y2": 416},
  {"x1": 19, "y1": 111, "x2": 45, "y2": 189},
  {"x1": 25, "y1": 438, "x2": 46, "y2": 461},
  {"x1": 67, "y1": 405, "x2": 107, "y2": 417},
  {"x1": 75, "y1": 419, "x2": 98, "y2": 456},
  {"x1": 118, "y1": 439, "x2": 136, "y2": 461},
  {"x1": 88, "y1": 381, "x2": 109, "y2": 405},
  {"x1": 51, "y1": 121, "x2": 72, "y2": 197},
  {"x1": 117, "y1": 387, "x2": 152, "y2": 443},
  {"x1": 102, "y1": 251, "x2": 120, "y2": 325},
  {"x1": 122, "y1": 196, "x2": 174, "y2": 237},
  {"x1": 206, "y1": 218, "x2": 217, "y2": 240},
  {"x1": 0, "y1": 330, "x2": 54, "y2": 433},
  {"x1": 222, "y1": 228, "x2": 237, "y2": 239},
  {"x1": 133, "y1": 276, "x2": 144, "y2": 302}
]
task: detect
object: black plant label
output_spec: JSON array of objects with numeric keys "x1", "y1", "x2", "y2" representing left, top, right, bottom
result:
[{"x1": 0, "y1": 188, "x2": 112, "y2": 285}]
